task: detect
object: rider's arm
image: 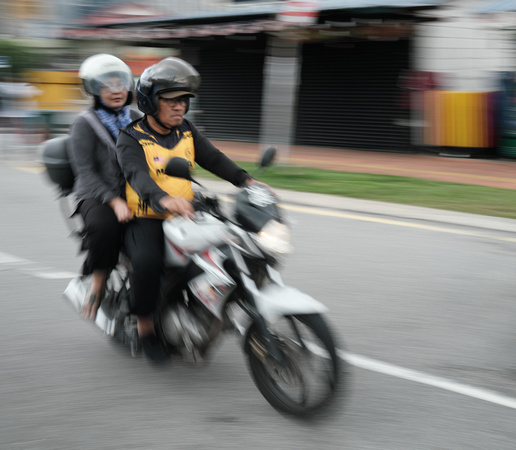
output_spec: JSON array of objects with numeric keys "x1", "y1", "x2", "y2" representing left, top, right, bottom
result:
[{"x1": 189, "y1": 121, "x2": 253, "y2": 187}]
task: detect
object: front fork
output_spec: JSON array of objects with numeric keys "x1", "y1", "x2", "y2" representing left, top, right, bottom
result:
[
  {"x1": 239, "y1": 269, "x2": 286, "y2": 367},
  {"x1": 226, "y1": 242, "x2": 286, "y2": 367}
]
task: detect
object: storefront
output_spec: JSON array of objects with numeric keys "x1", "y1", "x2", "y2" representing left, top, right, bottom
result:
[
  {"x1": 63, "y1": 1, "x2": 444, "y2": 152},
  {"x1": 296, "y1": 38, "x2": 411, "y2": 151}
]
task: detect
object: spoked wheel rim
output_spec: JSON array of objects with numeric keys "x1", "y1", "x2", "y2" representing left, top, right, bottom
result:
[{"x1": 247, "y1": 314, "x2": 340, "y2": 417}]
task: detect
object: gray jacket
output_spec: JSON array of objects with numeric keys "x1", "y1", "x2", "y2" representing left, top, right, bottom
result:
[{"x1": 68, "y1": 107, "x2": 141, "y2": 207}]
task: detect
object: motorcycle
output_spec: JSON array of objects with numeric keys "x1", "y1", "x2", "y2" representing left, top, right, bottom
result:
[{"x1": 40, "y1": 138, "x2": 344, "y2": 417}]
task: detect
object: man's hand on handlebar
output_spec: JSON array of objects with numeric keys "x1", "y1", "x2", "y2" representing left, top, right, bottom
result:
[
  {"x1": 159, "y1": 195, "x2": 195, "y2": 218},
  {"x1": 244, "y1": 178, "x2": 277, "y2": 198}
]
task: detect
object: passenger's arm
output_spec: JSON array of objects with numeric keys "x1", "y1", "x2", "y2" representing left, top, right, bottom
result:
[{"x1": 69, "y1": 116, "x2": 119, "y2": 202}]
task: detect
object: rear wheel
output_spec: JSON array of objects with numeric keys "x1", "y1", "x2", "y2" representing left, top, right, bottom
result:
[{"x1": 246, "y1": 314, "x2": 343, "y2": 417}]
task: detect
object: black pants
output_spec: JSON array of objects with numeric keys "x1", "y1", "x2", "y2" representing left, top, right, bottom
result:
[
  {"x1": 123, "y1": 218, "x2": 165, "y2": 316},
  {"x1": 78, "y1": 199, "x2": 123, "y2": 276}
]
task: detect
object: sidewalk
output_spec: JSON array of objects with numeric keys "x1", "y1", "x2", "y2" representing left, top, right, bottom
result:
[
  {"x1": 209, "y1": 141, "x2": 516, "y2": 233},
  {"x1": 5, "y1": 135, "x2": 516, "y2": 232},
  {"x1": 212, "y1": 141, "x2": 516, "y2": 190}
]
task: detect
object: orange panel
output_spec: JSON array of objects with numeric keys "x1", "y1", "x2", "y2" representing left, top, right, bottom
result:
[{"x1": 422, "y1": 90, "x2": 495, "y2": 148}]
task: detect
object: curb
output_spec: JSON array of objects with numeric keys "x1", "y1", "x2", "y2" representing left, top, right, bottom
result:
[{"x1": 197, "y1": 177, "x2": 516, "y2": 235}]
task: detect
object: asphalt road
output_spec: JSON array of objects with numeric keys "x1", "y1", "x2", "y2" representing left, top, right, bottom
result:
[{"x1": 2, "y1": 161, "x2": 516, "y2": 449}]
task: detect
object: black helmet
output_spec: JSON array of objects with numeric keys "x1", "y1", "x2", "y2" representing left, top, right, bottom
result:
[
  {"x1": 79, "y1": 54, "x2": 134, "y2": 107},
  {"x1": 136, "y1": 57, "x2": 200, "y2": 115}
]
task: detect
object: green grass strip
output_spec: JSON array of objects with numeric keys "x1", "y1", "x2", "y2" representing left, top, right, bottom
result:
[{"x1": 193, "y1": 161, "x2": 516, "y2": 220}]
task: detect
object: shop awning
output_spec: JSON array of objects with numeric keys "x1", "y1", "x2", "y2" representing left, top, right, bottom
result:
[
  {"x1": 318, "y1": 0, "x2": 447, "y2": 11},
  {"x1": 62, "y1": 0, "x2": 447, "y2": 40},
  {"x1": 86, "y1": 0, "x2": 448, "y2": 28},
  {"x1": 473, "y1": 0, "x2": 516, "y2": 13}
]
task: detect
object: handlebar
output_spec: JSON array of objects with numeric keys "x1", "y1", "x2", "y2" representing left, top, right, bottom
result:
[{"x1": 192, "y1": 192, "x2": 224, "y2": 219}]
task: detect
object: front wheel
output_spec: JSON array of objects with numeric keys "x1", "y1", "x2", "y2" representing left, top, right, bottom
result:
[{"x1": 245, "y1": 314, "x2": 343, "y2": 417}]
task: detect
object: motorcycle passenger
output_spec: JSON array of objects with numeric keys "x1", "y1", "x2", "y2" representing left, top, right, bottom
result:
[
  {"x1": 116, "y1": 57, "x2": 260, "y2": 363},
  {"x1": 69, "y1": 54, "x2": 141, "y2": 320}
]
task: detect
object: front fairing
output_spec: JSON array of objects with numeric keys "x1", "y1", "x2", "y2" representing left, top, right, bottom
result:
[
  {"x1": 235, "y1": 185, "x2": 283, "y2": 233},
  {"x1": 163, "y1": 213, "x2": 230, "y2": 267}
]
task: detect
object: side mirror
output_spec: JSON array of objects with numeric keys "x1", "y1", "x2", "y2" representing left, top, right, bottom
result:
[
  {"x1": 259, "y1": 146, "x2": 276, "y2": 169},
  {"x1": 164, "y1": 157, "x2": 204, "y2": 187},
  {"x1": 165, "y1": 157, "x2": 193, "y2": 181}
]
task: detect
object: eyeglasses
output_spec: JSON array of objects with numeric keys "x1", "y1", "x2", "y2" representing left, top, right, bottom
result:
[{"x1": 159, "y1": 96, "x2": 189, "y2": 106}]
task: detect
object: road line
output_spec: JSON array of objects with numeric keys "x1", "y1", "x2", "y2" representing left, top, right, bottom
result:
[
  {"x1": 341, "y1": 351, "x2": 516, "y2": 410},
  {"x1": 12, "y1": 166, "x2": 45, "y2": 174},
  {"x1": 34, "y1": 271, "x2": 80, "y2": 279},
  {"x1": 14, "y1": 165, "x2": 516, "y2": 240},
  {"x1": 0, "y1": 251, "x2": 78, "y2": 279},
  {"x1": 4, "y1": 248, "x2": 516, "y2": 410},
  {"x1": 219, "y1": 195, "x2": 516, "y2": 243},
  {"x1": 3, "y1": 161, "x2": 45, "y2": 174},
  {"x1": 281, "y1": 203, "x2": 516, "y2": 242},
  {"x1": 10, "y1": 167, "x2": 516, "y2": 409}
]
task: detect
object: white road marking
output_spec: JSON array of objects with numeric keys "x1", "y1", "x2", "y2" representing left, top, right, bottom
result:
[
  {"x1": 4, "y1": 248, "x2": 516, "y2": 410},
  {"x1": 218, "y1": 195, "x2": 516, "y2": 243},
  {"x1": 35, "y1": 271, "x2": 80, "y2": 279},
  {"x1": 10, "y1": 166, "x2": 45, "y2": 174},
  {"x1": 0, "y1": 252, "x2": 25, "y2": 264},
  {"x1": 341, "y1": 351, "x2": 516, "y2": 410},
  {"x1": 0, "y1": 251, "x2": 78, "y2": 279},
  {"x1": 5, "y1": 178, "x2": 516, "y2": 411},
  {"x1": 281, "y1": 204, "x2": 516, "y2": 242}
]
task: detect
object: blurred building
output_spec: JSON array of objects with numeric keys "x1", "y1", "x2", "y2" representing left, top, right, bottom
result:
[
  {"x1": 0, "y1": 0, "x2": 226, "y2": 39},
  {"x1": 409, "y1": 0, "x2": 516, "y2": 155},
  {"x1": 5, "y1": 0, "x2": 516, "y2": 157},
  {"x1": 54, "y1": 0, "x2": 448, "y2": 154}
]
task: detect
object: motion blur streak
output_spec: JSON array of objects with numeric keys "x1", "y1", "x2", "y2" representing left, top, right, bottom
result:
[
  {"x1": 280, "y1": 204, "x2": 516, "y2": 243},
  {"x1": 5, "y1": 245, "x2": 516, "y2": 411},
  {"x1": 218, "y1": 195, "x2": 516, "y2": 243},
  {"x1": 0, "y1": 250, "x2": 78, "y2": 279}
]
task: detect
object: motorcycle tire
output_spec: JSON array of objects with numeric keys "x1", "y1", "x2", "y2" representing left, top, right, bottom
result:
[{"x1": 246, "y1": 313, "x2": 342, "y2": 418}]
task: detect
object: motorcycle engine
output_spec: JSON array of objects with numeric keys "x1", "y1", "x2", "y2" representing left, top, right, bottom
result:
[{"x1": 160, "y1": 302, "x2": 211, "y2": 350}]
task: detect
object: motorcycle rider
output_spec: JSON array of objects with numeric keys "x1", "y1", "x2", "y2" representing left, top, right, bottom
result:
[
  {"x1": 116, "y1": 57, "x2": 262, "y2": 363},
  {"x1": 69, "y1": 54, "x2": 141, "y2": 319}
]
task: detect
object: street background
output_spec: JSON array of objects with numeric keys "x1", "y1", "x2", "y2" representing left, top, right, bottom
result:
[
  {"x1": 3, "y1": 1, "x2": 516, "y2": 448},
  {"x1": 2, "y1": 144, "x2": 516, "y2": 449}
]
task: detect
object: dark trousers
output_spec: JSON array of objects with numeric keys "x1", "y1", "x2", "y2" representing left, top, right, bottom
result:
[
  {"x1": 123, "y1": 218, "x2": 165, "y2": 316},
  {"x1": 78, "y1": 199, "x2": 122, "y2": 275}
]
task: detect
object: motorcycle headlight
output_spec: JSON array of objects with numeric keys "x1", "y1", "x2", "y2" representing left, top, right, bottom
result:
[{"x1": 252, "y1": 220, "x2": 293, "y2": 256}]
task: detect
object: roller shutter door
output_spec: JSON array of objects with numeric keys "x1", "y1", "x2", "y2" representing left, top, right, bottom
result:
[
  {"x1": 296, "y1": 39, "x2": 410, "y2": 151},
  {"x1": 196, "y1": 41, "x2": 265, "y2": 142}
]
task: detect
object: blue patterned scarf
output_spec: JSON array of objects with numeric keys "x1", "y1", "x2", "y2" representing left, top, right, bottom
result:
[{"x1": 95, "y1": 104, "x2": 132, "y2": 139}]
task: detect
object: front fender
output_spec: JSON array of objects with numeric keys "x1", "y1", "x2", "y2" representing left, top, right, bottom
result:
[{"x1": 254, "y1": 284, "x2": 328, "y2": 325}]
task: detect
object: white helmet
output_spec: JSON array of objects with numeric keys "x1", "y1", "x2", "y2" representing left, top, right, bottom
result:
[{"x1": 79, "y1": 54, "x2": 134, "y2": 104}]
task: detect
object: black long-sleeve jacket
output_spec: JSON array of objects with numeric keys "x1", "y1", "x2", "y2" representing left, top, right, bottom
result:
[
  {"x1": 69, "y1": 107, "x2": 141, "y2": 207},
  {"x1": 116, "y1": 116, "x2": 251, "y2": 218}
]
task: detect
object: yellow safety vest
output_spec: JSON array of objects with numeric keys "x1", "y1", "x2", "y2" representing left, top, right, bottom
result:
[{"x1": 125, "y1": 123, "x2": 195, "y2": 219}]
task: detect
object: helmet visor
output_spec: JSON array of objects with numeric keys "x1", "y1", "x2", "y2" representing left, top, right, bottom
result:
[{"x1": 97, "y1": 72, "x2": 133, "y2": 94}]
